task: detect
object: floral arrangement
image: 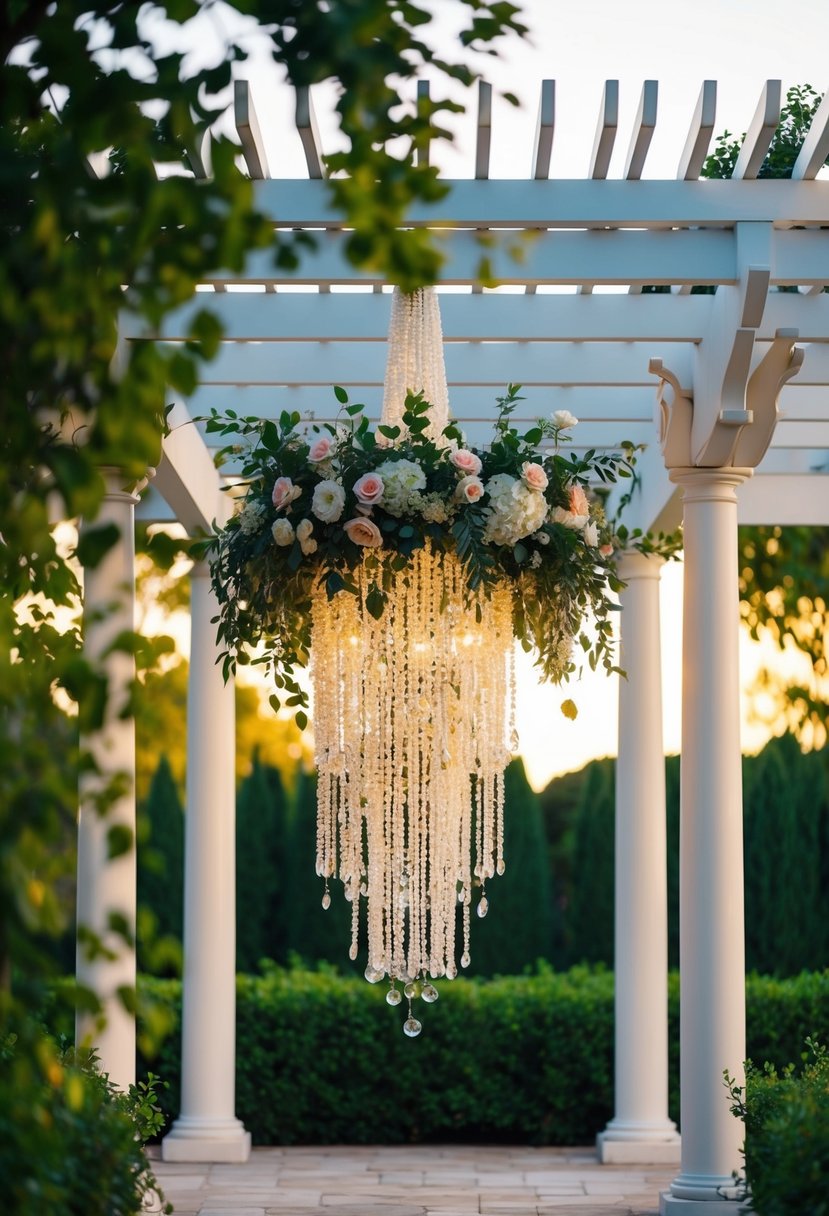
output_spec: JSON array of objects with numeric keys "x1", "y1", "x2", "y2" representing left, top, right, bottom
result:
[{"x1": 200, "y1": 385, "x2": 631, "y2": 721}]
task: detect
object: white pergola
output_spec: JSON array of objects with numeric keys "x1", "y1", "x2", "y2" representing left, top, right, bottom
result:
[{"x1": 77, "y1": 77, "x2": 829, "y2": 1216}]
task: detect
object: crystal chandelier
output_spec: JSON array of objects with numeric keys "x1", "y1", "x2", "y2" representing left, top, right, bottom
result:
[{"x1": 310, "y1": 289, "x2": 515, "y2": 1035}]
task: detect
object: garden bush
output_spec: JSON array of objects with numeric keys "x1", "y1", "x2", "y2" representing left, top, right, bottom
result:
[
  {"x1": 728, "y1": 1038, "x2": 829, "y2": 1215},
  {"x1": 139, "y1": 966, "x2": 829, "y2": 1146},
  {"x1": 0, "y1": 1026, "x2": 170, "y2": 1216}
]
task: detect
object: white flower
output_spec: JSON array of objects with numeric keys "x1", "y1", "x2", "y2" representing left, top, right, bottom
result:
[
  {"x1": 482, "y1": 473, "x2": 548, "y2": 547},
  {"x1": 311, "y1": 479, "x2": 346, "y2": 523},
  {"x1": 238, "y1": 499, "x2": 267, "y2": 535},
  {"x1": 417, "y1": 493, "x2": 450, "y2": 524},
  {"x1": 374, "y1": 458, "x2": 426, "y2": 516},
  {"x1": 530, "y1": 550, "x2": 543, "y2": 569},
  {"x1": 532, "y1": 529, "x2": 550, "y2": 546},
  {"x1": 272, "y1": 518, "x2": 295, "y2": 547},
  {"x1": 583, "y1": 520, "x2": 599, "y2": 547},
  {"x1": 296, "y1": 517, "x2": 317, "y2": 555},
  {"x1": 553, "y1": 409, "x2": 578, "y2": 430}
]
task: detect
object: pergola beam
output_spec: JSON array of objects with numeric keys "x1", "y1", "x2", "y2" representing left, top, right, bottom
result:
[{"x1": 258, "y1": 178, "x2": 829, "y2": 227}]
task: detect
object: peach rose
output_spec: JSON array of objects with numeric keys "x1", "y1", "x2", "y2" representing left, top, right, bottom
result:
[
  {"x1": 569, "y1": 484, "x2": 590, "y2": 517},
  {"x1": 353, "y1": 472, "x2": 385, "y2": 506},
  {"x1": 450, "y1": 448, "x2": 482, "y2": 476},
  {"x1": 456, "y1": 475, "x2": 485, "y2": 504},
  {"x1": 272, "y1": 476, "x2": 300, "y2": 510},
  {"x1": 599, "y1": 543, "x2": 614, "y2": 558},
  {"x1": 521, "y1": 462, "x2": 548, "y2": 492},
  {"x1": 308, "y1": 436, "x2": 334, "y2": 463},
  {"x1": 343, "y1": 517, "x2": 383, "y2": 547}
]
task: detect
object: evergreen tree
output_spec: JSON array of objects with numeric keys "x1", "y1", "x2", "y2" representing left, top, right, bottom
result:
[
  {"x1": 236, "y1": 755, "x2": 289, "y2": 971},
  {"x1": 538, "y1": 765, "x2": 589, "y2": 967},
  {"x1": 567, "y1": 758, "x2": 615, "y2": 965},
  {"x1": 744, "y1": 735, "x2": 819, "y2": 975},
  {"x1": 284, "y1": 769, "x2": 354, "y2": 967},
  {"x1": 137, "y1": 754, "x2": 184, "y2": 973},
  {"x1": 665, "y1": 754, "x2": 680, "y2": 970},
  {"x1": 467, "y1": 758, "x2": 554, "y2": 976}
]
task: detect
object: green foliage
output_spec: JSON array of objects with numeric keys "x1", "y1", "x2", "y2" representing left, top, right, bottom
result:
[
  {"x1": 727, "y1": 1039, "x2": 829, "y2": 1216},
  {"x1": 702, "y1": 84, "x2": 826, "y2": 180},
  {"x1": 137, "y1": 756, "x2": 184, "y2": 976},
  {"x1": 0, "y1": 1027, "x2": 171, "y2": 1216},
  {"x1": 138, "y1": 967, "x2": 829, "y2": 1146},
  {"x1": 738, "y1": 525, "x2": 829, "y2": 748},
  {"x1": 236, "y1": 756, "x2": 291, "y2": 971},
  {"x1": 567, "y1": 759, "x2": 615, "y2": 965}
]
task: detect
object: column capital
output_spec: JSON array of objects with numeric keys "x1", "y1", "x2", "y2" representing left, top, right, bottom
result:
[
  {"x1": 97, "y1": 465, "x2": 155, "y2": 505},
  {"x1": 616, "y1": 549, "x2": 666, "y2": 582},
  {"x1": 668, "y1": 465, "x2": 752, "y2": 504}
]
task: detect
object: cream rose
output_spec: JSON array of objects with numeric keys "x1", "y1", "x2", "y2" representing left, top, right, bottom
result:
[
  {"x1": 308, "y1": 436, "x2": 334, "y2": 463},
  {"x1": 343, "y1": 516, "x2": 383, "y2": 548},
  {"x1": 456, "y1": 474, "x2": 485, "y2": 504},
  {"x1": 583, "y1": 521, "x2": 599, "y2": 547},
  {"x1": 296, "y1": 517, "x2": 317, "y2": 555},
  {"x1": 521, "y1": 462, "x2": 549, "y2": 492},
  {"x1": 271, "y1": 518, "x2": 295, "y2": 547},
  {"x1": 450, "y1": 448, "x2": 482, "y2": 476},
  {"x1": 569, "y1": 484, "x2": 590, "y2": 517},
  {"x1": 353, "y1": 472, "x2": 385, "y2": 507},
  {"x1": 553, "y1": 409, "x2": 578, "y2": 430},
  {"x1": 272, "y1": 476, "x2": 301, "y2": 510},
  {"x1": 311, "y1": 479, "x2": 346, "y2": 523}
]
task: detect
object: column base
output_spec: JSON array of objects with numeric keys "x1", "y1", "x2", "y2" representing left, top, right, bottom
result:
[
  {"x1": 162, "y1": 1116, "x2": 251, "y2": 1163},
  {"x1": 660, "y1": 1195, "x2": 748, "y2": 1215},
  {"x1": 597, "y1": 1121, "x2": 681, "y2": 1164},
  {"x1": 598, "y1": 1132, "x2": 681, "y2": 1165}
]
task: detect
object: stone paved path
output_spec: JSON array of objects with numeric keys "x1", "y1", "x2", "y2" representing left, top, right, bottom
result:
[{"x1": 148, "y1": 1145, "x2": 674, "y2": 1216}]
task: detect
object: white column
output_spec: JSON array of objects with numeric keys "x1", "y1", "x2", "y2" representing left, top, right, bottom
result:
[
  {"x1": 598, "y1": 552, "x2": 680, "y2": 1165},
  {"x1": 660, "y1": 468, "x2": 750, "y2": 1215},
  {"x1": 76, "y1": 470, "x2": 139, "y2": 1091},
  {"x1": 162, "y1": 560, "x2": 250, "y2": 1163}
]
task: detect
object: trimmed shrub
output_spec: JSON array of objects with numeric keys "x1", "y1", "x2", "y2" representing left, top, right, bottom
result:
[
  {"x1": 139, "y1": 966, "x2": 829, "y2": 1146},
  {"x1": 728, "y1": 1038, "x2": 829, "y2": 1216}
]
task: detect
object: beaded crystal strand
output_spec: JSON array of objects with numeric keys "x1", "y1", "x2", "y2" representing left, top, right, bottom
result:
[{"x1": 311, "y1": 288, "x2": 516, "y2": 1034}]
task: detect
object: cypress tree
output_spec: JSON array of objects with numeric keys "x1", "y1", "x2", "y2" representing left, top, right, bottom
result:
[
  {"x1": 744, "y1": 734, "x2": 818, "y2": 975},
  {"x1": 236, "y1": 754, "x2": 289, "y2": 971},
  {"x1": 567, "y1": 757, "x2": 615, "y2": 965},
  {"x1": 137, "y1": 754, "x2": 184, "y2": 973},
  {"x1": 467, "y1": 758, "x2": 555, "y2": 976}
]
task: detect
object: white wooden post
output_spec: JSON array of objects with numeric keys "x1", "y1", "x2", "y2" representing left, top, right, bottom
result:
[
  {"x1": 660, "y1": 468, "x2": 750, "y2": 1215},
  {"x1": 162, "y1": 559, "x2": 250, "y2": 1163},
  {"x1": 598, "y1": 551, "x2": 680, "y2": 1165},
  {"x1": 76, "y1": 469, "x2": 139, "y2": 1091}
]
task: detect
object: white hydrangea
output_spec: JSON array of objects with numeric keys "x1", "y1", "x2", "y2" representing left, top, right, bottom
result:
[
  {"x1": 238, "y1": 499, "x2": 267, "y2": 535},
  {"x1": 374, "y1": 458, "x2": 426, "y2": 516},
  {"x1": 482, "y1": 473, "x2": 548, "y2": 547}
]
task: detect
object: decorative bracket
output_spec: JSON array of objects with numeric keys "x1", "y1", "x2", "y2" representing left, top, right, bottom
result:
[
  {"x1": 650, "y1": 356, "x2": 693, "y2": 468},
  {"x1": 732, "y1": 328, "x2": 804, "y2": 467}
]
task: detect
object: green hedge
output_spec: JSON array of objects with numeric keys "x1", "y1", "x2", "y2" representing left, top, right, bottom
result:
[{"x1": 139, "y1": 966, "x2": 829, "y2": 1146}]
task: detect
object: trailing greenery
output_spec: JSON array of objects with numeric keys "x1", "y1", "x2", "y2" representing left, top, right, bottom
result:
[
  {"x1": 727, "y1": 1038, "x2": 829, "y2": 1216},
  {"x1": 200, "y1": 389, "x2": 629, "y2": 722},
  {"x1": 137, "y1": 967, "x2": 829, "y2": 1147},
  {"x1": 0, "y1": 1031, "x2": 170, "y2": 1216}
]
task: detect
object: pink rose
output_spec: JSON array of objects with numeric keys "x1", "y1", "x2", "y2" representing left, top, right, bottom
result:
[
  {"x1": 353, "y1": 472, "x2": 384, "y2": 506},
  {"x1": 450, "y1": 448, "x2": 482, "y2": 476},
  {"x1": 521, "y1": 462, "x2": 549, "y2": 492},
  {"x1": 343, "y1": 516, "x2": 383, "y2": 548},
  {"x1": 272, "y1": 476, "x2": 300, "y2": 510},
  {"x1": 568, "y1": 484, "x2": 590, "y2": 518},
  {"x1": 599, "y1": 543, "x2": 614, "y2": 558},
  {"x1": 456, "y1": 474, "x2": 485, "y2": 504},
  {"x1": 308, "y1": 436, "x2": 333, "y2": 463}
]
